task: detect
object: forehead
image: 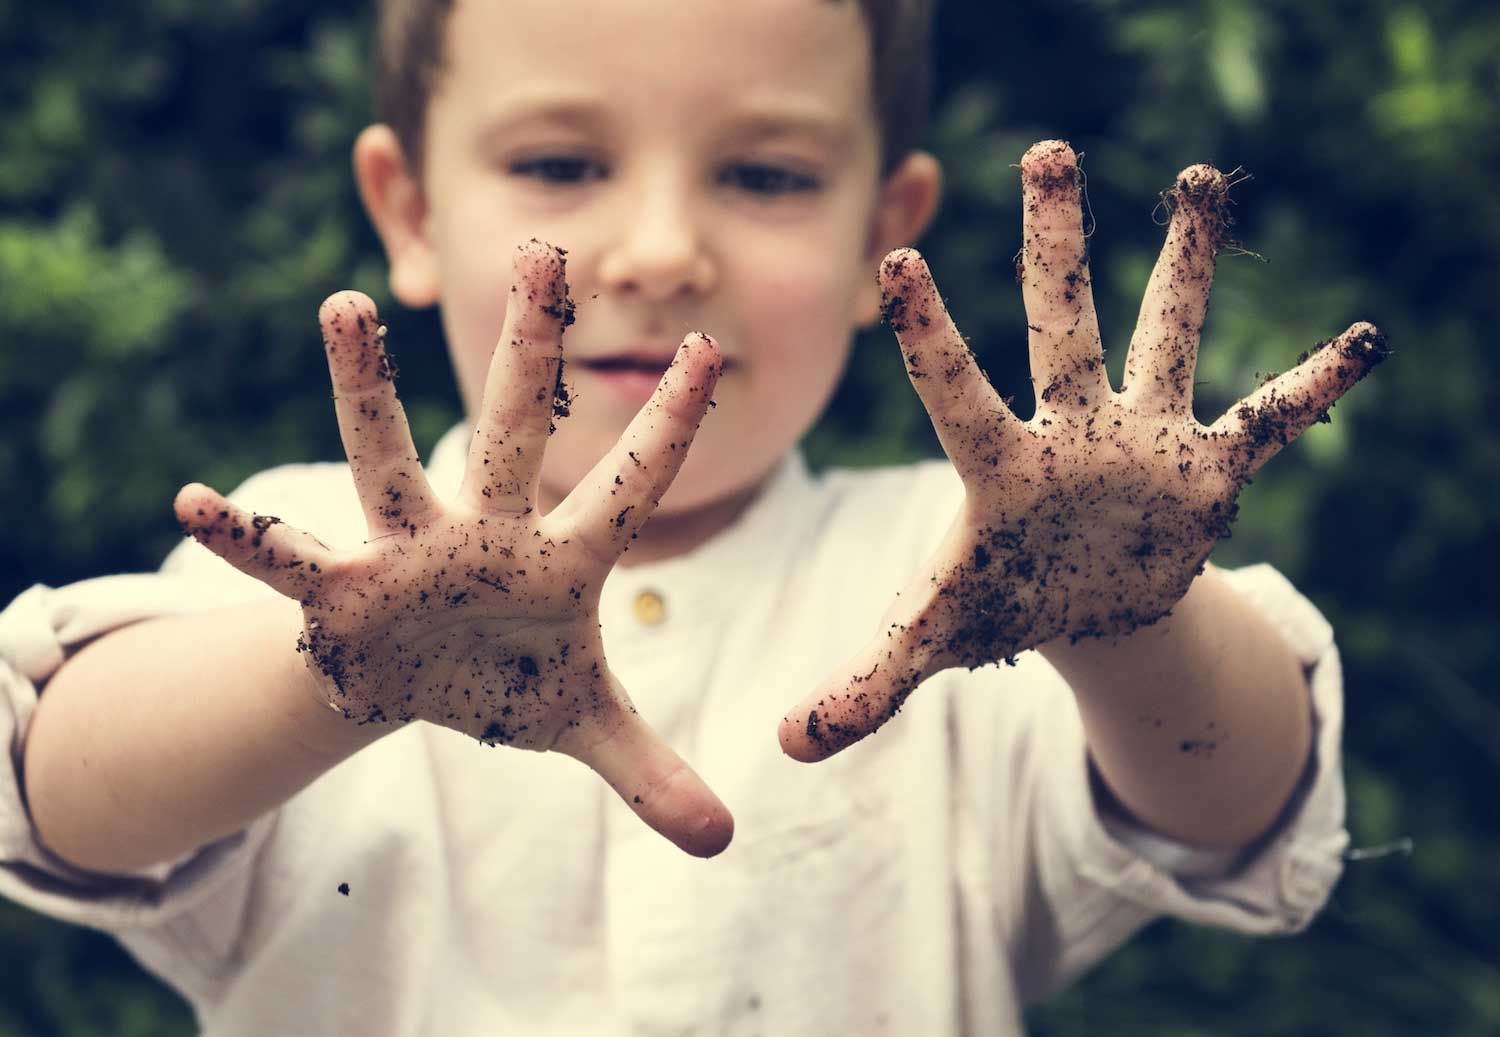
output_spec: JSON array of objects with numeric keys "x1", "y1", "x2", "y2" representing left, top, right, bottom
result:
[{"x1": 434, "y1": 0, "x2": 877, "y2": 146}]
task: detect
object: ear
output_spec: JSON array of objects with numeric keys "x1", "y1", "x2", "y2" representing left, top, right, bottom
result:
[
  {"x1": 853, "y1": 150, "x2": 944, "y2": 329},
  {"x1": 353, "y1": 124, "x2": 441, "y2": 308}
]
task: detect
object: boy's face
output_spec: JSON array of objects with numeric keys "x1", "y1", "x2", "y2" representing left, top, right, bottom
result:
[{"x1": 364, "y1": 0, "x2": 939, "y2": 522}]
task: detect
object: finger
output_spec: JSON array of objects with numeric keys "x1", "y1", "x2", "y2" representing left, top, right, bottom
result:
[
  {"x1": 174, "y1": 483, "x2": 336, "y2": 602},
  {"x1": 777, "y1": 618, "x2": 944, "y2": 764},
  {"x1": 1017, "y1": 140, "x2": 1108, "y2": 411},
  {"x1": 456, "y1": 240, "x2": 573, "y2": 514},
  {"x1": 549, "y1": 333, "x2": 722, "y2": 562},
  {"x1": 319, "y1": 291, "x2": 440, "y2": 539},
  {"x1": 1207, "y1": 322, "x2": 1390, "y2": 481},
  {"x1": 1121, "y1": 164, "x2": 1230, "y2": 415},
  {"x1": 880, "y1": 249, "x2": 1028, "y2": 484},
  {"x1": 561, "y1": 697, "x2": 735, "y2": 858},
  {"x1": 778, "y1": 553, "x2": 960, "y2": 763}
]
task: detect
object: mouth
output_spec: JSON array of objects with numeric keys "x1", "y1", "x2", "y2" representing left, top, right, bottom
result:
[
  {"x1": 576, "y1": 349, "x2": 737, "y2": 376},
  {"x1": 573, "y1": 350, "x2": 732, "y2": 409},
  {"x1": 576, "y1": 354, "x2": 683, "y2": 409},
  {"x1": 578, "y1": 355, "x2": 675, "y2": 375}
]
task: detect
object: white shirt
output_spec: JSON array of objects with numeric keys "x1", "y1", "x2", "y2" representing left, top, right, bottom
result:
[{"x1": 0, "y1": 424, "x2": 1349, "y2": 1035}]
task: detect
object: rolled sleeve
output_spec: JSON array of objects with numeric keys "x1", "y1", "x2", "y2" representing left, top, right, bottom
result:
[
  {"x1": 1020, "y1": 563, "x2": 1349, "y2": 999},
  {"x1": 0, "y1": 463, "x2": 335, "y2": 932},
  {"x1": 0, "y1": 574, "x2": 278, "y2": 932}
]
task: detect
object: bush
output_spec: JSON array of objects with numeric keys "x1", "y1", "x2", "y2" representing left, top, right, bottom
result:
[{"x1": 2, "y1": 1, "x2": 1495, "y2": 1033}]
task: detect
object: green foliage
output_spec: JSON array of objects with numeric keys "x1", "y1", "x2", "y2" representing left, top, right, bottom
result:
[{"x1": 2, "y1": 1, "x2": 1496, "y2": 1033}]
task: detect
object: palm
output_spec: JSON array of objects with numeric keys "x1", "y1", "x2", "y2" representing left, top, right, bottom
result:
[
  {"x1": 293, "y1": 510, "x2": 607, "y2": 750},
  {"x1": 930, "y1": 410, "x2": 1229, "y2": 668},
  {"x1": 782, "y1": 140, "x2": 1388, "y2": 762}
]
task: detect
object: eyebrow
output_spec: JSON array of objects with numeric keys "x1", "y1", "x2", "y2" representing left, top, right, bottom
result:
[{"x1": 474, "y1": 93, "x2": 856, "y2": 154}]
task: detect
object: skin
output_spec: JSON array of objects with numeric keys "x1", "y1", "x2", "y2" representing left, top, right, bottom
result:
[
  {"x1": 171, "y1": 0, "x2": 941, "y2": 857},
  {"x1": 178, "y1": 244, "x2": 735, "y2": 856},
  {"x1": 171, "y1": 11, "x2": 1386, "y2": 859},
  {"x1": 353, "y1": 0, "x2": 941, "y2": 564}
]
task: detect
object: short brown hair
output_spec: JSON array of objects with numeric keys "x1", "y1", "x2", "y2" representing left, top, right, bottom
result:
[{"x1": 374, "y1": 0, "x2": 937, "y2": 183}]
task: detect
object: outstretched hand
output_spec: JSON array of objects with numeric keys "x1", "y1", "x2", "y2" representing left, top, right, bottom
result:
[
  {"x1": 177, "y1": 240, "x2": 733, "y2": 856},
  {"x1": 780, "y1": 140, "x2": 1388, "y2": 763}
]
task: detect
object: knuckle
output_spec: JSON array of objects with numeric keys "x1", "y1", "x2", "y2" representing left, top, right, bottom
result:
[{"x1": 489, "y1": 400, "x2": 553, "y2": 442}]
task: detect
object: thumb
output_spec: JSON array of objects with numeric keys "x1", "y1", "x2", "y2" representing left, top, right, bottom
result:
[
  {"x1": 782, "y1": 512, "x2": 974, "y2": 763},
  {"x1": 778, "y1": 599, "x2": 947, "y2": 764},
  {"x1": 561, "y1": 702, "x2": 734, "y2": 858}
]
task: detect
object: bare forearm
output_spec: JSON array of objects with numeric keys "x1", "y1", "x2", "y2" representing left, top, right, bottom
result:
[
  {"x1": 22, "y1": 596, "x2": 385, "y2": 874},
  {"x1": 1038, "y1": 565, "x2": 1313, "y2": 849}
]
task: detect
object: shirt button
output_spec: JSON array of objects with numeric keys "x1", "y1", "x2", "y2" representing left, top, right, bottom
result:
[{"x1": 633, "y1": 589, "x2": 666, "y2": 627}]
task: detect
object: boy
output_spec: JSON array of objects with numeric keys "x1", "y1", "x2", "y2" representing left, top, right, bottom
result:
[{"x1": 1, "y1": 0, "x2": 1383, "y2": 1032}]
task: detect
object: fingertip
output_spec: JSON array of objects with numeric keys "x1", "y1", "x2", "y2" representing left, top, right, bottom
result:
[
  {"x1": 879, "y1": 249, "x2": 931, "y2": 307},
  {"x1": 514, "y1": 237, "x2": 567, "y2": 282},
  {"x1": 173, "y1": 482, "x2": 217, "y2": 520},
  {"x1": 1166, "y1": 164, "x2": 1230, "y2": 231},
  {"x1": 319, "y1": 292, "x2": 386, "y2": 361},
  {"x1": 682, "y1": 330, "x2": 719, "y2": 360},
  {"x1": 172, "y1": 483, "x2": 230, "y2": 547},
  {"x1": 695, "y1": 330, "x2": 724, "y2": 372},
  {"x1": 174, "y1": 480, "x2": 204, "y2": 505},
  {"x1": 1174, "y1": 162, "x2": 1226, "y2": 192},
  {"x1": 580, "y1": 714, "x2": 736, "y2": 858},
  {"x1": 679, "y1": 804, "x2": 736, "y2": 858},
  {"x1": 510, "y1": 240, "x2": 573, "y2": 338},
  {"x1": 1341, "y1": 322, "x2": 1390, "y2": 366},
  {"x1": 319, "y1": 290, "x2": 377, "y2": 325},
  {"x1": 878, "y1": 250, "x2": 937, "y2": 336},
  {"x1": 516, "y1": 237, "x2": 564, "y2": 260},
  {"x1": 672, "y1": 332, "x2": 724, "y2": 394},
  {"x1": 880, "y1": 246, "x2": 922, "y2": 277},
  {"x1": 1021, "y1": 139, "x2": 1079, "y2": 181},
  {"x1": 650, "y1": 773, "x2": 735, "y2": 857},
  {"x1": 777, "y1": 712, "x2": 829, "y2": 764}
]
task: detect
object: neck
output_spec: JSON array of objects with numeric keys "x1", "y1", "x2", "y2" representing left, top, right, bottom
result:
[{"x1": 617, "y1": 480, "x2": 766, "y2": 566}]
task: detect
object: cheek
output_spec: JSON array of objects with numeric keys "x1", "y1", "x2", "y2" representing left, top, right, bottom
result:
[
  {"x1": 443, "y1": 296, "x2": 504, "y2": 420},
  {"x1": 744, "y1": 256, "x2": 860, "y2": 392},
  {"x1": 435, "y1": 231, "x2": 518, "y2": 414}
]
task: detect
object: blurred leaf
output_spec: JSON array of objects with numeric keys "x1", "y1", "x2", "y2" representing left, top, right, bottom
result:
[{"x1": 1, "y1": 1, "x2": 1497, "y2": 1034}]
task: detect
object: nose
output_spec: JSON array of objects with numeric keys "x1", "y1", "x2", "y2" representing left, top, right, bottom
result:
[{"x1": 596, "y1": 168, "x2": 716, "y2": 302}]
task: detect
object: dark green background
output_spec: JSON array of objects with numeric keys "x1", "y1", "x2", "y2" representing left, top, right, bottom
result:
[{"x1": 3, "y1": 1, "x2": 1496, "y2": 1033}]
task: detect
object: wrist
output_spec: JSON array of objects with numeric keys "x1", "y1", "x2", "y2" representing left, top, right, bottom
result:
[
  {"x1": 275, "y1": 606, "x2": 392, "y2": 762},
  {"x1": 1036, "y1": 565, "x2": 1213, "y2": 699}
]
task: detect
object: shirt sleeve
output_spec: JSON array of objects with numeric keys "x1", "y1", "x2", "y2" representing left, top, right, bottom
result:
[
  {"x1": 0, "y1": 464, "x2": 334, "y2": 936},
  {"x1": 1008, "y1": 562, "x2": 1350, "y2": 1003}
]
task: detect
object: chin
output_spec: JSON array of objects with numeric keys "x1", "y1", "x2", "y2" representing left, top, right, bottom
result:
[
  {"x1": 543, "y1": 441, "x2": 773, "y2": 522},
  {"x1": 650, "y1": 465, "x2": 742, "y2": 517}
]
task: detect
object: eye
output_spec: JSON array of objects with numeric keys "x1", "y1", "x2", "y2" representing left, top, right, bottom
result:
[
  {"x1": 722, "y1": 163, "x2": 820, "y2": 196},
  {"x1": 508, "y1": 156, "x2": 604, "y2": 185},
  {"x1": 506, "y1": 155, "x2": 819, "y2": 197}
]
